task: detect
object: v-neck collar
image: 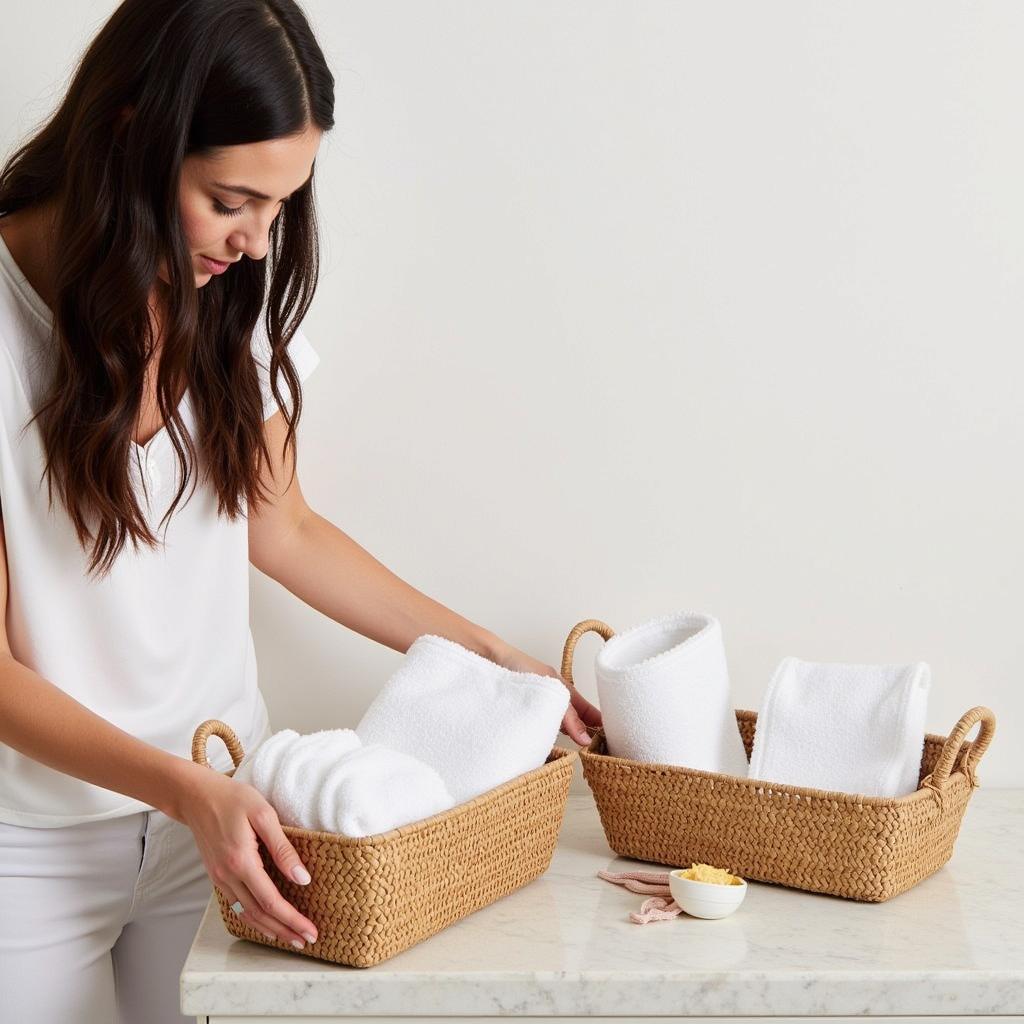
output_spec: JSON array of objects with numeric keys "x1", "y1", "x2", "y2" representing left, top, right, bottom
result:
[{"x1": 131, "y1": 388, "x2": 193, "y2": 458}]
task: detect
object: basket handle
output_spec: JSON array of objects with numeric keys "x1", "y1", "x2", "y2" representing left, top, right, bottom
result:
[
  {"x1": 921, "y1": 705, "x2": 996, "y2": 793},
  {"x1": 560, "y1": 618, "x2": 616, "y2": 700},
  {"x1": 191, "y1": 719, "x2": 246, "y2": 770}
]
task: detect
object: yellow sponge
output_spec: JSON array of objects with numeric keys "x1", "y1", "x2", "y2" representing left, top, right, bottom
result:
[{"x1": 678, "y1": 862, "x2": 743, "y2": 886}]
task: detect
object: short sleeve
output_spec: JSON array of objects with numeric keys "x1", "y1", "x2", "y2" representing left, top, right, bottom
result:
[{"x1": 251, "y1": 322, "x2": 321, "y2": 421}]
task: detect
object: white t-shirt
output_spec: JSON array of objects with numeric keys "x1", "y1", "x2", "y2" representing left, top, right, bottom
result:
[{"x1": 0, "y1": 229, "x2": 320, "y2": 827}]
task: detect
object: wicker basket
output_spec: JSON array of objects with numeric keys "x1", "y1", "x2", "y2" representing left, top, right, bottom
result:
[
  {"x1": 191, "y1": 719, "x2": 578, "y2": 967},
  {"x1": 562, "y1": 618, "x2": 996, "y2": 903}
]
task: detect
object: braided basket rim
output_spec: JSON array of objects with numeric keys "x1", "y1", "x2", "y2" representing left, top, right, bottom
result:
[
  {"x1": 192, "y1": 719, "x2": 579, "y2": 846},
  {"x1": 579, "y1": 709, "x2": 977, "y2": 808}
]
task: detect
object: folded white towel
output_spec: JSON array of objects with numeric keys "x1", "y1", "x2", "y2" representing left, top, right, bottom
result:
[
  {"x1": 593, "y1": 610, "x2": 750, "y2": 776},
  {"x1": 355, "y1": 633, "x2": 571, "y2": 804},
  {"x1": 747, "y1": 657, "x2": 931, "y2": 798}
]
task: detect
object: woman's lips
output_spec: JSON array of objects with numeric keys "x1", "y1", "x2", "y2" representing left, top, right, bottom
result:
[{"x1": 201, "y1": 255, "x2": 232, "y2": 274}]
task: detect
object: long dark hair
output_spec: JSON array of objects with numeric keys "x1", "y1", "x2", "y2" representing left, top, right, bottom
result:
[{"x1": 0, "y1": 0, "x2": 335, "y2": 578}]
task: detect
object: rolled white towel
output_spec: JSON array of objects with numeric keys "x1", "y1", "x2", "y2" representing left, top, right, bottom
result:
[
  {"x1": 355, "y1": 633, "x2": 570, "y2": 804},
  {"x1": 231, "y1": 728, "x2": 301, "y2": 791},
  {"x1": 232, "y1": 728, "x2": 356, "y2": 798},
  {"x1": 594, "y1": 610, "x2": 750, "y2": 776},
  {"x1": 747, "y1": 657, "x2": 931, "y2": 798},
  {"x1": 313, "y1": 743, "x2": 456, "y2": 837},
  {"x1": 232, "y1": 726, "x2": 454, "y2": 836},
  {"x1": 268, "y1": 730, "x2": 362, "y2": 828}
]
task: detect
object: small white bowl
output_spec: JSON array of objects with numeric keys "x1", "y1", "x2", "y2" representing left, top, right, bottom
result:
[{"x1": 669, "y1": 868, "x2": 747, "y2": 919}]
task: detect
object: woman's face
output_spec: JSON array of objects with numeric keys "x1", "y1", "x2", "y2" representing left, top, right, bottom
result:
[{"x1": 162, "y1": 123, "x2": 322, "y2": 287}]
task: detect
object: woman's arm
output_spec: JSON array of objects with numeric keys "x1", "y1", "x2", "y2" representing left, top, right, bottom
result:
[
  {"x1": 247, "y1": 412, "x2": 601, "y2": 744},
  {"x1": 257, "y1": 511, "x2": 600, "y2": 744},
  {"x1": 247, "y1": 411, "x2": 502, "y2": 658},
  {"x1": 258, "y1": 505, "x2": 506, "y2": 659}
]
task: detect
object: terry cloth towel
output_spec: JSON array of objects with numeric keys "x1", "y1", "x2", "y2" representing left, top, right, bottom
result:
[
  {"x1": 232, "y1": 727, "x2": 359, "y2": 811},
  {"x1": 596, "y1": 869, "x2": 682, "y2": 925},
  {"x1": 593, "y1": 611, "x2": 749, "y2": 776},
  {"x1": 234, "y1": 727, "x2": 454, "y2": 836},
  {"x1": 269, "y1": 730, "x2": 363, "y2": 829},
  {"x1": 310, "y1": 743, "x2": 456, "y2": 837},
  {"x1": 355, "y1": 633, "x2": 571, "y2": 805},
  {"x1": 231, "y1": 728, "x2": 304, "y2": 791},
  {"x1": 747, "y1": 657, "x2": 931, "y2": 798}
]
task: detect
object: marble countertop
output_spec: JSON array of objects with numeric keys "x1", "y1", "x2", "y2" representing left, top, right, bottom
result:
[{"x1": 181, "y1": 783, "x2": 1024, "y2": 1018}]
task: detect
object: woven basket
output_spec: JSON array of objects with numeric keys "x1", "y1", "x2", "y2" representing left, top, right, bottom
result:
[
  {"x1": 191, "y1": 719, "x2": 577, "y2": 967},
  {"x1": 562, "y1": 618, "x2": 996, "y2": 903}
]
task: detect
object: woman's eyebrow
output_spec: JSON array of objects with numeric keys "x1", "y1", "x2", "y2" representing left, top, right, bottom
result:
[{"x1": 211, "y1": 170, "x2": 313, "y2": 202}]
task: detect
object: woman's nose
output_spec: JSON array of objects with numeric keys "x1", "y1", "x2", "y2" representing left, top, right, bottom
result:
[
  {"x1": 228, "y1": 214, "x2": 280, "y2": 262},
  {"x1": 230, "y1": 234, "x2": 270, "y2": 262}
]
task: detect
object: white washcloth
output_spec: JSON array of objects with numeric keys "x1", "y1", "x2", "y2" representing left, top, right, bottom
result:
[
  {"x1": 747, "y1": 657, "x2": 931, "y2": 798},
  {"x1": 593, "y1": 610, "x2": 749, "y2": 776},
  {"x1": 355, "y1": 633, "x2": 571, "y2": 804}
]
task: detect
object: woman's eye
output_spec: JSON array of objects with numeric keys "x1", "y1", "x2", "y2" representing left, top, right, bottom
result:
[
  {"x1": 213, "y1": 198, "x2": 287, "y2": 218},
  {"x1": 213, "y1": 198, "x2": 245, "y2": 217}
]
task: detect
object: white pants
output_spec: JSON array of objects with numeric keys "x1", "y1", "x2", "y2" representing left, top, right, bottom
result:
[{"x1": 0, "y1": 805, "x2": 212, "y2": 1023}]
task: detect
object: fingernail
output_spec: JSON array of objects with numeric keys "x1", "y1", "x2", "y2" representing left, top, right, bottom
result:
[
  {"x1": 261, "y1": 930, "x2": 276, "y2": 941},
  {"x1": 291, "y1": 938, "x2": 306, "y2": 949},
  {"x1": 292, "y1": 865, "x2": 311, "y2": 885},
  {"x1": 303, "y1": 931, "x2": 317, "y2": 944}
]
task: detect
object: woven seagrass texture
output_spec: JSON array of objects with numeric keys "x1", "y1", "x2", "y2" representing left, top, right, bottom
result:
[
  {"x1": 192, "y1": 720, "x2": 577, "y2": 967},
  {"x1": 563, "y1": 618, "x2": 996, "y2": 903}
]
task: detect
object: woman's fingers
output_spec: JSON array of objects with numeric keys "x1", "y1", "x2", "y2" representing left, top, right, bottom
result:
[
  {"x1": 221, "y1": 858, "x2": 317, "y2": 948},
  {"x1": 214, "y1": 876, "x2": 276, "y2": 942},
  {"x1": 561, "y1": 705, "x2": 592, "y2": 746},
  {"x1": 250, "y1": 806, "x2": 313, "y2": 887},
  {"x1": 181, "y1": 770, "x2": 319, "y2": 948},
  {"x1": 560, "y1": 684, "x2": 601, "y2": 745},
  {"x1": 245, "y1": 809, "x2": 319, "y2": 943},
  {"x1": 570, "y1": 686, "x2": 602, "y2": 728},
  {"x1": 218, "y1": 878, "x2": 282, "y2": 944},
  {"x1": 219, "y1": 794, "x2": 320, "y2": 945},
  {"x1": 209, "y1": 808, "x2": 318, "y2": 947},
  {"x1": 235, "y1": 860, "x2": 318, "y2": 947}
]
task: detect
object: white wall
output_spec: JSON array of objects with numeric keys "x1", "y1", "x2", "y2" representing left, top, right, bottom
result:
[{"x1": 4, "y1": 1, "x2": 1020, "y2": 790}]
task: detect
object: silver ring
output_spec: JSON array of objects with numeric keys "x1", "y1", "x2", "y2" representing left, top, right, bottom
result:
[{"x1": 230, "y1": 900, "x2": 244, "y2": 915}]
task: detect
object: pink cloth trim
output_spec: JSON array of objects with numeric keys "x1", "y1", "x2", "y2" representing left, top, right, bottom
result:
[{"x1": 596, "y1": 868, "x2": 683, "y2": 924}]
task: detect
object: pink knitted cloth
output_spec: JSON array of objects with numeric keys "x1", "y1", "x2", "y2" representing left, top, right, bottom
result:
[{"x1": 596, "y1": 868, "x2": 683, "y2": 924}]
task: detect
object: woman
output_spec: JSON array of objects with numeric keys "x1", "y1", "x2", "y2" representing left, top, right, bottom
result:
[{"x1": 0, "y1": 2, "x2": 602, "y2": 1021}]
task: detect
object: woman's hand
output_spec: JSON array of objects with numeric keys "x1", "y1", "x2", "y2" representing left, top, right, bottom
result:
[
  {"x1": 172, "y1": 764, "x2": 320, "y2": 950},
  {"x1": 488, "y1": 641, "x2": 602, "y2": 747}
]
